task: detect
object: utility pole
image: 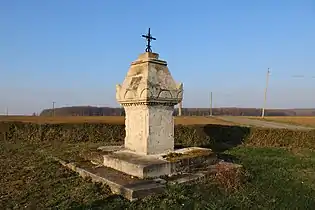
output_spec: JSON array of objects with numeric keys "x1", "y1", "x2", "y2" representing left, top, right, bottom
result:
[
  {"x1": 261, "y1": 68, "x2": 270, "y2": 118},
  {"x1": 210, "y1": 91, "x2": 213, "y2": 116},
  {"x1": 178, "y1": 101, "x2": 182, "y2": 116},
  {"x1": 52, "y1": 101, "x2": 56, "y2": 117},
  {"x1": 6, "y1": 107, "x2": 8, "y2": 116}
]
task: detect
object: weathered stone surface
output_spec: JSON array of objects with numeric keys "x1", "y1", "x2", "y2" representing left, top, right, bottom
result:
[
  {"x1": 55, "y1": 155, "x2": 239, "y2": 201},
  {"x1": 56, "y1": 158, "x2": 166, "y2": 201},
  {"x1": 124, "y1": 105, "x2": 174, "y2": 155},
  {"x1": 115, "y1": 52, "x2": 183, "y2": 155},
  {"x1": 100, "y1": 146, "x2": 217, "y2": 178},
  {"x1": 102, "y1": 150, "x2": 172, "y2": 178},
  {"x1": 116, "y1": 52, "x2": 183, "y2": 105}
]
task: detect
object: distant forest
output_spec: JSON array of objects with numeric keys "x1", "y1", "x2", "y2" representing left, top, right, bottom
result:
[{"x1": 40, "y1": 106, "x2": 315, "y2": 117}]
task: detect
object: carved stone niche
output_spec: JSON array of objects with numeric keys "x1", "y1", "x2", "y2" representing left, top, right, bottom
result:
[{"x1": 116, "y1": 52, "x2": 183, "y2": 155}]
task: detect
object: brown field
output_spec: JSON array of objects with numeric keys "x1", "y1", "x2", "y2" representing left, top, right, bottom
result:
[
  {"x1": 252, "y1": 116, "x2": 315, "y2": 128},
  {"x1": 0, "y1": 116, "x2": 235, "y2": 126}
]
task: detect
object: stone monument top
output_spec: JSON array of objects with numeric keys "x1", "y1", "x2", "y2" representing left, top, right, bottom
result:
[
  {"x1": 115, "y1": 28, "x2": 183, "y2": 155},
  {"x1": 116, "y1": 51, "x2": 183, "y2": 106}
]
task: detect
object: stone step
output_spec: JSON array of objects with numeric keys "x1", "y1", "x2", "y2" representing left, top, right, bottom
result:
[
  {"x1": 101, "y1": 147, "x2": 218, "y2": 178},
  {"x1": 55, "y1": 158, "x2": 211, "y2": 201}
]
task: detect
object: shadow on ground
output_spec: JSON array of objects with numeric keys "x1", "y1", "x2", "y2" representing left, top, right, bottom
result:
[
  {"x1": 174, "y1": 124, "x2": 250, "y2": 164},
  {"x1": 203, "y1": 124, "x2": 251, "y2": 152},
  {"x1": 176, "y1": 124, "x2": 250, "y2": 153}
]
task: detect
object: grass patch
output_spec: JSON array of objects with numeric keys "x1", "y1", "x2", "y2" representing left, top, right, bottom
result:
[
  {"x1": 1, "y1": 122, "x2": 315, "y2": 209},
  {"x1": 2, "y1": 139, "x2": 315, "y2": 209},
  {"x1": 0, "y1": 140, "x2": 112, "y2": 209}
]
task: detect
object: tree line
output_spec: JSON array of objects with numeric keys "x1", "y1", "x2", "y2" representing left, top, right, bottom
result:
[{"x1": 40, "y1": 106, "x2": 315, "y2": 117}]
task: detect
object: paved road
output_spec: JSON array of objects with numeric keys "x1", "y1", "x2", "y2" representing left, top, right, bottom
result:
[{"x1": 216, "y1": 116, "x2": 314, "y2": 131}]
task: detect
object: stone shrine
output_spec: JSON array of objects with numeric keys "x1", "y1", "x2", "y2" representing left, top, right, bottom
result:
[
  {"x1": 116, "y1": 52, "x2": 183, "y2": 155},
  {"x1": 57, "y1": 29, "x2": 228, "y2": 201},
  {"x1": 98, "y1": 29, "x2": 215, "y2": 179}
]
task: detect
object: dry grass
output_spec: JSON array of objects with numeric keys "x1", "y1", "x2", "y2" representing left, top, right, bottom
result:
[
  {"x1": 214, "y1": 162, "x2": 247, "y2": 192},
  {"x1": 1, "y1": 121, "x2": 315, "y2": 208},
  {"x1": 0, "y1": 115, "x2": 234, "y2": 126},
  {"x1": 252, "y1": 116, "x2": 315, "y2": 128}
]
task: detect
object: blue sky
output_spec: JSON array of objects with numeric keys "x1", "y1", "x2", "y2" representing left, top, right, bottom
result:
[{"x1": 1, "y1": 0, "x2": 315, "y2": 114}]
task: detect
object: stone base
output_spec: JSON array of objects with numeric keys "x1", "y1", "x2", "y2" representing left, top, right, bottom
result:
[
  {"x1": 55, "y1": 156, "x2": 242, "y2": 201},
  {"x1": 56, "y1": 158, "x2": 208, "y2": 201},
  {"x1": 92, "y1": 146, "x2": 217, "y2": 178}
]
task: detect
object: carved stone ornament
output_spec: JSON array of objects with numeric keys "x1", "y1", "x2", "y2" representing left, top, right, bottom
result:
[{"x1": 116, "y1": 52, "x2": 183, "y2": 106}]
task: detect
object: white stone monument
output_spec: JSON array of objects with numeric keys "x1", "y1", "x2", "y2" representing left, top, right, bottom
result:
[
  {"x1": 100, "y1": 29, "x2": 214, "y2": 178},
  {"x1": 116, "y1": 52, "x2": 183, "y2": 155},
  {"x1": 59, "y1": 29, "x2": 221, "y2": 201}
]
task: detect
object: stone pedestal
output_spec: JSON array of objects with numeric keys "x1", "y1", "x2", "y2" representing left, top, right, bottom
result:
[
  {"x1": 116, "y1": 52, "x2": 183, "y2": 155},
  {"x1": 124, "y1": 105, "x2": 174, "y2": 155},
  {"x1": 100, "y1": 147, "x2": 216, "y2": 178}
]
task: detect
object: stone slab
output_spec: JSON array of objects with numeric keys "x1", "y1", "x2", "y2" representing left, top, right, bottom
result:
[
  {"x1": 100, "y1": 146, "x2": 218, "y2": 178},
  {"x1": 103, "y1": 150, "x2": 171, "y2": 178},
  {"x1": 55, "y1": 157, "x2": 208, "y2": 201},
  {"x1": 98, "y1": 145, "x2": 124, "y2": 152}
]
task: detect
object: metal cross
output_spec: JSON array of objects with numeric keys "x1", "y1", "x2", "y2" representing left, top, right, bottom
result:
[{"x1": 142, "y1": 28, "x2": 156, "y2": 53}]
